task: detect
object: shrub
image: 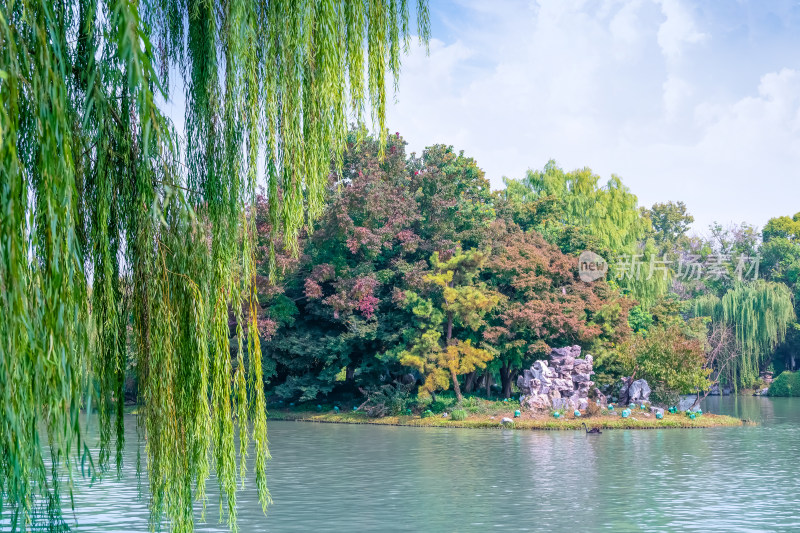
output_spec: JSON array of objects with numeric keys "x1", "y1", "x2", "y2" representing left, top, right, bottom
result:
[
  {"x1": 768, "y1": 371, "x2": 800, "y2": 397},
  {"x1": 586, "y1": 400, "x2": 601, "y2": 417},
  {"x1": 460, "y1": 396, "x2": 483, "y2": 414},
  {"x1": 361, "y1": 382, "x2": 412, "y2": 417},
  {"x1": 648, "y1": 382, "x2": 680, "y2": 407},
  {"x1": 420, "y1": 409, "x2": 435, "y2": 419},
  {"x1": 429, "y1": 400, "x2": 447, "y2": 414},
  {"x1": 451, "y1": 409, "x2": 467, "y2": 421}
]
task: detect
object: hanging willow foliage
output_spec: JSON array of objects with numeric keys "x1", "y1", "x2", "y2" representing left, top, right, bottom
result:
[
  {"x1": 694, "y1": 280, "x2": 795, "y2": 388},
  {"x1": 0, "y1": 0, "x2": 429, "y2": 531}
]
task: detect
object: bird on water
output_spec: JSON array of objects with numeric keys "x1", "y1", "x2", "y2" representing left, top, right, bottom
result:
[{"x1": 582, "y1": 422, "x2": 601, "y2": 434}]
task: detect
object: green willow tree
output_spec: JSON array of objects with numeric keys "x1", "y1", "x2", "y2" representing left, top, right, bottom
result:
[
  {"x1": 513, "y1": 161, "x2": 645, "y2": 253},
  {"x1": 0, "y1": 1, "x2": 429, "y2": 531},
  {"x1": 503, "y1": 161, "x2": 669, "y2": 306},
  {"x1": 694, "y1": 281, "x2": 795, "y2": 388}
]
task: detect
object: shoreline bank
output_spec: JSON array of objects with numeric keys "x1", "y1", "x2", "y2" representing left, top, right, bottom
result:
[{"x1": 268, "y1": 410, "x2": 744, "y2": 430}]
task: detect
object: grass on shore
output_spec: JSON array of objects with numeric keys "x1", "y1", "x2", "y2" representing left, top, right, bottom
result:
[{"x1": 268, "y1": 403, "x2": 743, "y2": 430}]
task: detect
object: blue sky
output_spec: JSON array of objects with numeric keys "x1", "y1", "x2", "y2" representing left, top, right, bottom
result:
[{"x1": 386, "y1": 0, "x2": 800, "y2": 233}]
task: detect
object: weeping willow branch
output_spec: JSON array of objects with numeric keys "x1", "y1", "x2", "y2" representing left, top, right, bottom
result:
[
  {"x1": 694, "y1": 280, "x2": 795, "y2": 389},
  {"x1": 0, "y1": 0, "x2": 429, "y2": 531}
]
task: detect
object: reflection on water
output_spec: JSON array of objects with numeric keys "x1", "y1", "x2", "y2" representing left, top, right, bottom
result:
[{"x1": 9, "y1": 396, "x2": 800, "y2": 532}]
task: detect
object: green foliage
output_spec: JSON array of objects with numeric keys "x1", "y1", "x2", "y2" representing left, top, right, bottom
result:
[
  {"x1": 253, "y1": 127, "x2": 792, "y2": 443},
  {"x1": 260, "y1": 132, "x2": 500, "y2": 403},
  {"x1": 450, "y1": 409, "x2": 467, "y2": 421},
  {"x1": 361, "y1": 382, "x2": 412, "y2": 417},
  {"x1": 502, "y1": 161, "x2": 668, "y2": 306},
  {"x1": 694, "y1": 281, "x2": 795, "y2": 388},
  {"x1": 763, "y1": 214, "x2": 800, "y2": 243},
  {"x1": 628, "y1": 305, "x2": 654, "y2": 333},
  {"x1": 643, "y1": 201, "x2": 694, "y2": 250},
  {"x1": 591, "y1": 345, "x2": 629, "y2": 387},
  {"x1": 768, "y1": 371, "x2": 800, "y2": 397},
  {"x1": 409, "y1": 144, "x2": 497, "y2": 250},
  {"x1": 485, "y1": 223, "x2": 633, "y2": 392},
  {"x1": 399, "y1": 248, "x2": 499, "y2": 401},
  {"x1": 649, "y1": 294, "x2": 689, "y2": 326},
  {"x1": 626, "y1": 323, "x2": 711, "y2": 395},
  {"x1": 428, "y1": 400, "x2": 447, "y2": 414},
  {"x1": 758, "y1": 213, "x2": 800, "y2": 375},
  {"x1": 648, "y1": 383, "x2": 681, "y2": 407},
  {"x1": 616, "y1": 295, "x2": 714, "y2": 397},
  {"x1": 259, "y1": 132, "x2": 641, "y2": 408},
  {"x1": 761, "y1": 238, "x2": 800, "y2": 284},
  {"x1": 513, "y1": 161, "x2": 647, "y2": 253},
  {"x1": 680, "y1": 222, "x2": 764, "y2": 297},
  {"x1": 0, "y1": 2, "x2": 429, "y2": 531}
]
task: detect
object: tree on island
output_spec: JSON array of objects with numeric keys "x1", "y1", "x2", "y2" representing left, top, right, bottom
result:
[
  {"x1": 397, "y1": 248, "x2": 499, "y2": 402},
  {"x1": 483, "y1": 222, "x2": 633, "y2": 398}
]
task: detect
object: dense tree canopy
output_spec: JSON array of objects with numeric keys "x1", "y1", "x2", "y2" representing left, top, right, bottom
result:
[
  {"x1": 256, "y1": 133, "x2": 639, "y2": 406},
  {"x1": 0, "y1": 1, "x2": 429, "y2": 531},
  {"x1": 258, "y1": 134, "x2": 498, "y2": 399},
  {"x1": 502, "y1": 161, "x2": 669, "y2": 306},
  {"x1": 256, "y1": 135, "x2": 799, "y2": 407},
  {"x1": 4, "y1": 1, "x2": 796, "y2": 522},
  {"x1": 399, "y1": 248, "x2": 499, "y2": 402},
  {"x1": 483, "y1": 224, "x2": 632, "y2": 396},
  {"x1": 507, "y1": 161, "x2": 646, "y2": 253}
]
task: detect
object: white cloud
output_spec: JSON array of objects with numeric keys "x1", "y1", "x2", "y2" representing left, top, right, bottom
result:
[
  {"x1": 385, "y1": 0, "x2": 800, "y2": 232},
  {"x1": 656, "y1": 0, "x2": 708, "y2": 61},
  {"x1": 609, "y1": 0, "x2": 645, "y2": 55}
]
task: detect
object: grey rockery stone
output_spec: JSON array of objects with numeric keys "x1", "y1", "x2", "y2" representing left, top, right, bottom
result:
[
  {"x1": 518, "y1": 345, "x2": 605, "y2": 411},
  {"x1": 627, "y1": 379, "x2": 651, "y2": 403},
  {"x1": 619, "y1": 376, "x2": 652, "y2": 404}
]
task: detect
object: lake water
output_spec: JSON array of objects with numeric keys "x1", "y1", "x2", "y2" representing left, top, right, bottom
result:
[{"x1": 17, "y1": 396, "x2": 800, "y2": 532}]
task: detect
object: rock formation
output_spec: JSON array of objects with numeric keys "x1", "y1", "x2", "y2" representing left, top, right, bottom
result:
[
  {"x1": 517, "y1": 345, "x2": 605, "y2": 411},
  {"x1": 619, "y1": 377, "x2": 651, "y2": 404}
]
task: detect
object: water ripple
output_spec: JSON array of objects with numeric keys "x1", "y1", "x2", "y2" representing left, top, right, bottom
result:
[{"x1": 6, "y1": 396, "x2": 800, "y2": 532}]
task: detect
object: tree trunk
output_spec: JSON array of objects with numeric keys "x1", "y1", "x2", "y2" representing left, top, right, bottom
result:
[
  {"x1": 620, "y1": 370, "x2": 637, "y2": 406},
  {"x1": 346, "y1": 365, "x2": 355, "y2": 382},
  {"x1": 691, "y1": 385, "x2": 713, "y2": 410},
  {"x1": 464, "y1": 371, "x2": 477, "y2": 393},
  {"x1": 446, "y1": 311, "x2": 453, "y2": 344},
  {"x1": 499, "y1": 363, "x2": 513, "y2": 399},
  {"x1": 484, "y1": 370, "x2": 492, "y2": 398},
  {"x1": 445, "y1": 308, "x2": 462, "y2": 402},
  {"x1": 450, "y1": 367, "x2": 463, "y2": 403}
]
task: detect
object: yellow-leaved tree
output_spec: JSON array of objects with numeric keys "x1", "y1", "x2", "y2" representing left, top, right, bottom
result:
[{"x1": 398, "y1": 248, "x2": 500, "y2": 402}]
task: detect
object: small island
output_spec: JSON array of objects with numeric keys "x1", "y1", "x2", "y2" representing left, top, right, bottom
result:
[
  {"x1": 268, "y1": 344, "x2": 743, "y2": 430},
  {"x1": 269, "y1": 403, "x2": 743, "y2": 430}
]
